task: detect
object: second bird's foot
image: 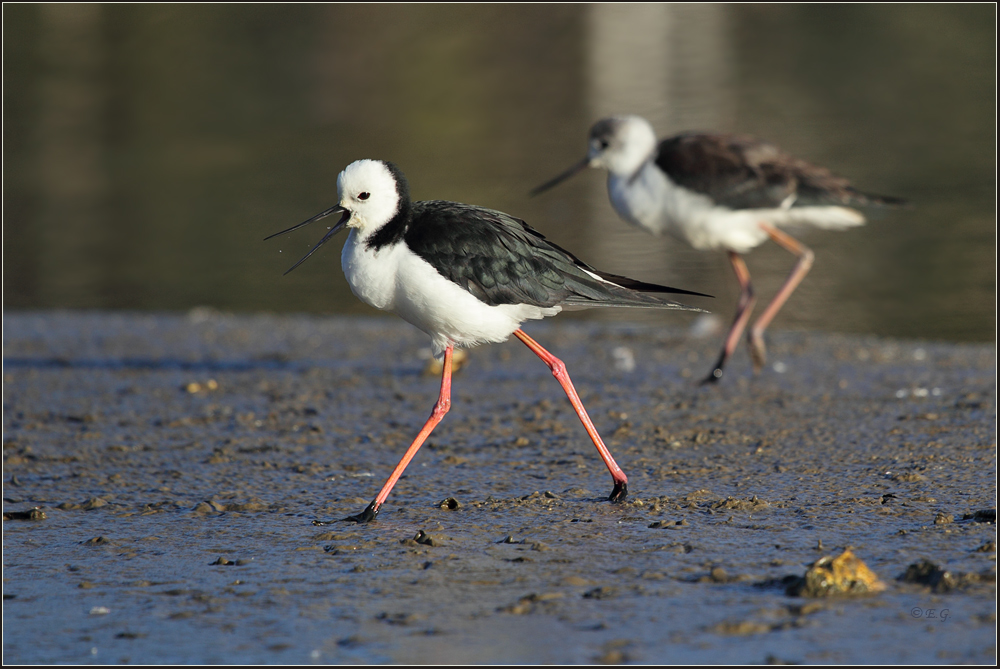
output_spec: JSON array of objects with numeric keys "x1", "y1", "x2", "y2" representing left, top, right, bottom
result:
[
  {"x1": 608, "y1": 482, "x2": 629, "y2": 503},
  {"x1": 343, "y1": 500, "x2": 380, "y2": 523}
]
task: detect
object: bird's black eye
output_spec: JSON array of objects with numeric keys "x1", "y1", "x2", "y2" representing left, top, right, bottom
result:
[{"x1": 358, "y1": 192, "x2": 370, "y2": 200}]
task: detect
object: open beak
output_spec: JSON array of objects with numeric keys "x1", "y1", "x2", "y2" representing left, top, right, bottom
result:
[
  {"x1": 265, "y1": 205, "x2": 351, "y2": 275},
  {"x1": 529, "y1": 157, "x2": 591, "y2": 197}
]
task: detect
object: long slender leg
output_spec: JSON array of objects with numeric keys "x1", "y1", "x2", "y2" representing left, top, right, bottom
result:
[
  {"x1": 748, "y1": 224, "x2": 814, "y2": 371},
  {"x1": 513, "y1": 329, "x2": 629, "y2": 502},
  {"x1": 702, "y1": 251, "x2": 756, "y2": 384},
  {"x1": 341, "y1": 346, "x2": 454, "y2": 523}
]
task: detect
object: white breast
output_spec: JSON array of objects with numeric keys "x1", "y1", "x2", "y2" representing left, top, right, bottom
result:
[
  {"x1": 341, "y1": 230, "x2": 559, "y2": 357},
  {"x1": 341, "y1": 228, "x2": 403, "y2": 311},
  {"x1": 607, "y1": 162, "x2": 721, "y2": 244}
]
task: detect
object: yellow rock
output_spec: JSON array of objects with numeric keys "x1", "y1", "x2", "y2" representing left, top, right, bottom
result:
[
  {"x1": 424, "y1": 349, "x2": 469, "y2": 376},
  {"x1": 791, "y1": 548, "x2": 886, "y2": 597}
]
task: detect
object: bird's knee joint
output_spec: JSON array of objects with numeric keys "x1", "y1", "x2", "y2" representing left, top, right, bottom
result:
[{"x1": 548, "y1": 358, "x2": 568, "y2": 379}]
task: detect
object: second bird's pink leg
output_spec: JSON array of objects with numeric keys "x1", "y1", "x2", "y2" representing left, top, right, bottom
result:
[
  {"x1": 514, "y1": 329, "x2": 628, "y2": 502},
  {"x1": 703, "y1": 251, "x2": 756, "y2": 384},
  {"x1": 748, "y1": 224, "x2": 814, "y2": 371},
  {"x1": 342, "y1": 345, "x2": 454, "y2": 523}
]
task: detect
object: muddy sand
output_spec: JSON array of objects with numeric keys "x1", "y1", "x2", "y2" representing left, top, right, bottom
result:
[{"x1": 2, "y1": 311, "x2": 995, "y2": 663}]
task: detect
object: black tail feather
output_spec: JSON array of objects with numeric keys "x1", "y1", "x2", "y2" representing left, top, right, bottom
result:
[{"x1": 594, "y1": 270, "x2": 713, "y2": 298}]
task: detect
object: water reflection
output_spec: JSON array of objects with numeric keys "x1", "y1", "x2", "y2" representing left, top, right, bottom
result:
[{"x1": 2, "y1": 4, "x2": 994, "y2": 342}]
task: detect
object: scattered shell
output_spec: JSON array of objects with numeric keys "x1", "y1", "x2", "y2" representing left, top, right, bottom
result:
[{"x1": 437, "y1": 497, "x2": 461, "y2": 510}]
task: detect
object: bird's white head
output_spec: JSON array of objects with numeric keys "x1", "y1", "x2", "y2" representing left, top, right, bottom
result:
[
  {"x1": 337, "y1": 159, "x2": 406, "y2": 236},
  {"x1": 587, "y1": 115, "x2": 658, "y2": 177},
  {"x1": 266, "y1": 158, "x2": 411, "y2": 275}
]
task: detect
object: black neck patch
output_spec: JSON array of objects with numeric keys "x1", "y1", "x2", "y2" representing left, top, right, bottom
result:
[{"x1": 366, "y1": 161, "x2": 413, "y2": 252}]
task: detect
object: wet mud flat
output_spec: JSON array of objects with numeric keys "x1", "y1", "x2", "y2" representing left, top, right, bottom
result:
[{"x1": 3, "y1": 311, "x2": 995, "y2": 664}]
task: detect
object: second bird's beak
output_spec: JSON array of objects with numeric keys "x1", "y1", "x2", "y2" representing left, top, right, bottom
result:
[
  {"x1": 529, "y1": 157, "x2": 592, "y2": 197},
  {"x1": 264, "y1": 204, "x2": 351, "y2": 275}
]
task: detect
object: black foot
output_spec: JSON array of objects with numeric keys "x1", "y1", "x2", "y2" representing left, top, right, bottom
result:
[
  {"x1": 700, "y1": 367, "x2": 724, "y2": 385},
  {"x1": 343, "y1": 500, "x2": 380, "y2": 523},
  {"x1": 608, "y1": 481, "x2": 628, "y2": 503}
]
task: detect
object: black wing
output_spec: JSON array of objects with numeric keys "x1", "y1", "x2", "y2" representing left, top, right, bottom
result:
[
  {"x1": 405, "y1": 201, "x2": 707, "y2": 311},
  {"x1": 655, "y1": 132, "x2": 906, "y2": 210}
]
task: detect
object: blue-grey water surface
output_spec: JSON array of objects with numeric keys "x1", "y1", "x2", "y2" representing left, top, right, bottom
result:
[{"x1": 3, "y1": 312, "x2": 995, "y2": 664}]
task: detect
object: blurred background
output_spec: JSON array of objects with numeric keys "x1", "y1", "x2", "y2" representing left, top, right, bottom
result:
[{"x1": 3, "y1": 4, "x2": 995, "y2": 342}]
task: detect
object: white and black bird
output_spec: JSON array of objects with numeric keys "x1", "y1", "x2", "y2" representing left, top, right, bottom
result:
[
  {"x1": 266, "y1": 159, "x2": 707, "y2": 523},
  {"x1": 532, "y1": 115, "x2": 906, "y2": 383}
]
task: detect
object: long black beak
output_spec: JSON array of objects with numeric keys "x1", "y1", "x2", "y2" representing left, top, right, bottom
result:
[
  {"x1": 529, "y1": 157, "x2": 591, "y2": 197},
  {"x1": 265, "y1": 205, "x2": 351, "y2": 275}
]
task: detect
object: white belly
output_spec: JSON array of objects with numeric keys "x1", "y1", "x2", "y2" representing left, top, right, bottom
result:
[
  {"x1": 607, "y1": 165, "x2": 865, "y2": 254},
  {"x1": 341, "y1": 230, "x2": 559, "y2": 356}
]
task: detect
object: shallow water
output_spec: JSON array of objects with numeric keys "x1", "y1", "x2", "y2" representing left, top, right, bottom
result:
[{"x1": 3, "y1": 312, "x2": 995, "y2": 663}]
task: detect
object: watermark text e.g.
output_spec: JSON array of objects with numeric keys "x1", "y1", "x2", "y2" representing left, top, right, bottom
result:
[{"x1": 911, "y1": 607, "x2": 950, "y2": 621}]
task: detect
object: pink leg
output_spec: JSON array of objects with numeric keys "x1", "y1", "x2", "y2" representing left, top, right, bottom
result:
[
  {"x1": 343, "y1": 346, "x2": 454, "y2": 523},
  {"x1": 514, "y1": 329, "x2": 629, "y2": 502},
  {"x1": 702, "y1": 251, "x2": 756, "y2": 384},
  {"x1": 748, "y1": 224, "x2": 814, "y2": 371}
]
